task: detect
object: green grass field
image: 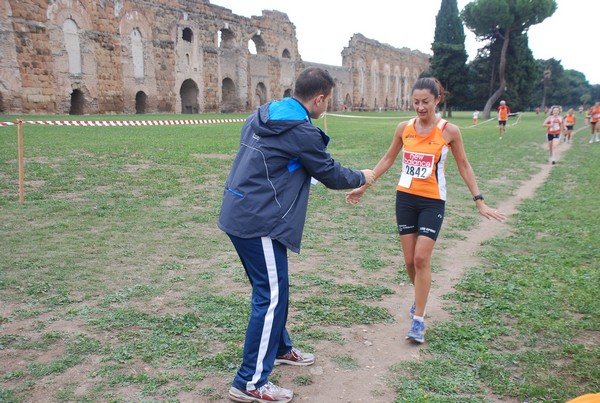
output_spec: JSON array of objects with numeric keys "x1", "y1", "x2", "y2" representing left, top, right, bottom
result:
[{"x1": 0, "y1": 111, "x2": 598, "y2": 402}]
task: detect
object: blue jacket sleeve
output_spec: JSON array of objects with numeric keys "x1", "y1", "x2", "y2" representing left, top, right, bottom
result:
[{"x1": 293, "y1": 124, "x2": 365, "y2": 189}]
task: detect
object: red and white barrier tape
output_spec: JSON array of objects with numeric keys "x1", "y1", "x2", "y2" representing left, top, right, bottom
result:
[
  {"x1": 326, "y1": 113, "x2": 401, "y2": 119},
  {"x1": 0, "y1": 118, "x2": 245, "y2": 127}
]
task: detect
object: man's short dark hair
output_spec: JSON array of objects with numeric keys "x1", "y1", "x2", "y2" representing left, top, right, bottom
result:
[{"x1": 294, "y1": 67, "x2": 335, "y2": 101}]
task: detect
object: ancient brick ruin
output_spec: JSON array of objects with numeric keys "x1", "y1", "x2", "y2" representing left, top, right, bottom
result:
[{"x1": 0, "y1": 0, "x2": 429, "y2": 115}]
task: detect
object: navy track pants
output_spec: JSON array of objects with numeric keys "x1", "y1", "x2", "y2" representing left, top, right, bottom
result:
[{"x1": 228, "y1": 234, "x2": 293, "y2": 391}]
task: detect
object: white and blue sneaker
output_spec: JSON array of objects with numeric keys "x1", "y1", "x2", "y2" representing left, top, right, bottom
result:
[{"x1": 406, "y1": 319, "x2": 426, "y2": 344}]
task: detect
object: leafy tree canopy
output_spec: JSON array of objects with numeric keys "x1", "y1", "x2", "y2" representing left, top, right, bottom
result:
[{"x1": 461, "y1": 0, "x2": 557, "y2": 117}]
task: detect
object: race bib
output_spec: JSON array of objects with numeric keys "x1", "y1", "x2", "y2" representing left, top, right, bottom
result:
[
  {"x1": 398, "y1": 151, "x2": 434, "y2": 188},
  {"x1": 548, "y1": 117, "x2": 562, "y2": 133}
]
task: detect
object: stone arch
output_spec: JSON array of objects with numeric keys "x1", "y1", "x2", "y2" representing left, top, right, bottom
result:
[
  {"x1": 255, "y1": 82, "x2": 267, "y2": 106},
  {"x1": 118, "y1": 9, "x2": 155, "y2": 114},
  {"x1": 180, "y1": 79, "x2": 199, "y2": 114},
  {"x1": 345, "y1": 94, "x2": 352, "y2": 110},
  {"x1": 221, "y1": 77, "x2": 236, "y2": 113},
  {"x1": 70, "y1": 89, "x2": 85, "y2": 115},
  {"x1": 282, "y1": 49, "x2": 291, "y2": 59},
  {"x1": 47, "y1": 0, "x2": 93, "y2": 30},
  {"x1": 135, "y1": 91, "x2": 147, "y2": 114},
  {"x1": 219, "y1": 27, "x2": 236, "y2": 49},
  {"x1": 48, "y1": 1, "x2": 96, "y2": 113},
  {"x1": 182, "y1": 27, "x2": 193, "y2": 43},
  {"x1": 119, "y1": 9, "x2": 153, "y2": 44},
  {"x1": 250, "y1": 33, "x2": 267, "y2": 55}
]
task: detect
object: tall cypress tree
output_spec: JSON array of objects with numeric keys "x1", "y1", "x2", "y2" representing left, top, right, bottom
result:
[{"x1": 430, "y1": 0, "x2": 469, "y2": 116}]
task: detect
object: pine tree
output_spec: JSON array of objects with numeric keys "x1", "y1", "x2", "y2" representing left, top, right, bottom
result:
[{"x1": 461, "y1": 0, "x2": 557, "y2": 118}]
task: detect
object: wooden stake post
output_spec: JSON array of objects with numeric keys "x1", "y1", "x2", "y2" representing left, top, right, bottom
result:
[{"x1": 17, "y1": 119, "x2": 24, "y2": 204}]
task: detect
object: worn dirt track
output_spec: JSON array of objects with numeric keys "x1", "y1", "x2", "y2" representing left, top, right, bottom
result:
[{"x1": 275, "y1": 138, "x2": 573, "y2": 402}]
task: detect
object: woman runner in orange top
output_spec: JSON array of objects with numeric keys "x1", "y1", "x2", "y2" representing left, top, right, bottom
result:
[
  {"x1": 589, "y1": 101, "x2": 600, "y2": 143},
  {"x1": 563, "y1": 108, "x2": 576, "y2": 143},
  {"x1": 543, "y1": 106, "x2": 563, "y2": 164},
  {"x1": 497, "y1": 100, "x2": 510, "y2": 139},
  {"x1": 346, "y1": 77, "x2": 505, "y2": 344}
]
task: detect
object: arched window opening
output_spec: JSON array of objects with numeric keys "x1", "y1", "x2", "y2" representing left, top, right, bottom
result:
[
  {"x1": 282, "y1": 49, "x2": 291, "y2": 59},
  {"x1": 283, "y1": 88, "x2": 292, "y2": 98},
  {"x1": 345, "y1": 94, "x2": 352, "y2": 110},
  {"x1": 255, "y1": 82, "x2": 267, "y2": 106},
  {"x1": 135, "y1": 91, "x2": 147, "y2": 114},
  {"x1": 180, "y1": 79, "x2": 199, "y2": 114},
  {"x1": 221, "y1": 77, "x2": 236, "y2": 113},
  {"x1": 250, "y1": 34, "x2": 266, "y2": 55},
  {"x1": 219, "y1": 28, "x2": 235, "y2": 49},
  {"x1": 248, "y1": 40, "x2": 257, "y2": 55},
  {"x1": 69, "y1": 89, "x2": 84, "y2": 115},
  {"x1": 63, "y1": 19, "x2": 81, "y2": 75},
  {"x1": 182, "y1": 27, "x2": 193, "y2": 43}
]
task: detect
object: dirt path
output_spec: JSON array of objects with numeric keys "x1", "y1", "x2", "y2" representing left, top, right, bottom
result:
[{"x1": 278, "y1": 138, "x2": 574, "y2": 402}]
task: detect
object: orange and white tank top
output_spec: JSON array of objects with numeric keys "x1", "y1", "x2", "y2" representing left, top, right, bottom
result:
[
  {"x1": 547, "y1": 116, "x2": 563, "y2": 135},
  {"x1": 397, "y1": 118, "x2": 450, "y2": 201},
  {"x1": 592, "y1": 106, "x2": 600, "y2": 123},
  {"x1": 498, "y1": 105, "x2": 509, "y2": 121},
  {"x1": 564, "y1": 115, "x2": 576, "y2": 126}
]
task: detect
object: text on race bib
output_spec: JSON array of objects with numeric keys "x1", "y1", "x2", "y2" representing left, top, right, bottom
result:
[{"x1": 402, "y1": 151, "x2": 434, "y2": 179}]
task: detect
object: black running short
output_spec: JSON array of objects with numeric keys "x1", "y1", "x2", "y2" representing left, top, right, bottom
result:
[{"x1": 396, "y1": 191, "x2": 445, "y2": 241}]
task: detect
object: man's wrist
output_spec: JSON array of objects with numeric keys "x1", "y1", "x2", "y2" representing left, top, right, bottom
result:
[{"x1": 473, "y1": 194, "x2": 484, "y2": 202}]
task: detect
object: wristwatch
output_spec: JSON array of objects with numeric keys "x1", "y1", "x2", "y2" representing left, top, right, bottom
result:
[{"x1": 473, "y1": 194, "x2": 484, "y2": 202}]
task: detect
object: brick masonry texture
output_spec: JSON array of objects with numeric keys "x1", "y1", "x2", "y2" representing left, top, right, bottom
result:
[{"x1": 0, "y1": 0, "x2": 429, "y2": 115}]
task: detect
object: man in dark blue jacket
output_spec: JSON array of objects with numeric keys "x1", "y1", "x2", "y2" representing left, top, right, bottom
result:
[{"x1": 220, "y1": 67, "x2": 375, "y2": 402}]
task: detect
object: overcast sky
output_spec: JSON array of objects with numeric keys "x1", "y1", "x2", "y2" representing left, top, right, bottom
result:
[{"x1": 212, "y1": 0, "x2": 598, "y2": 85}]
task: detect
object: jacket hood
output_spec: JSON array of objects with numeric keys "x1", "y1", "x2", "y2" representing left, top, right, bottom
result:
[{"x1": 251, "y1": 97, "x2": 310, "y2": 137}]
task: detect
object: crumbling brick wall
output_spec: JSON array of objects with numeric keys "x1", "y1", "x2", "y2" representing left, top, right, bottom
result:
[{"x1": 0, "y1": 0, "x2": 428, "y2": 115}]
